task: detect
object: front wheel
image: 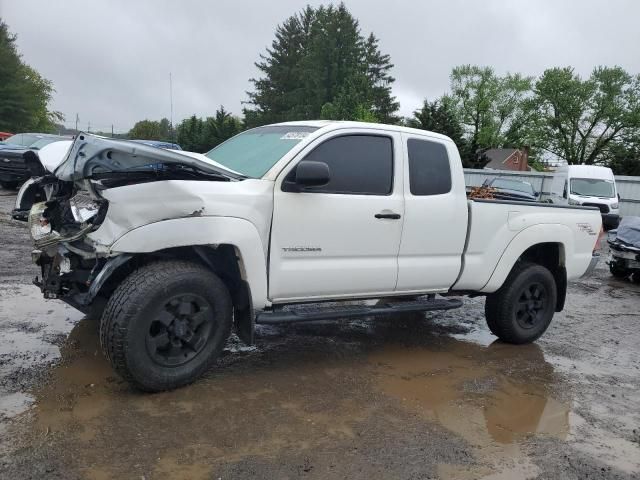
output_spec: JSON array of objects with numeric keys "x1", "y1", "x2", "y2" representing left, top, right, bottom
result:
[
  {"x1": 99, "y1": 260, "x2": 232, "y2": 392},
  {"x1": 485, "y1": 263, "x2": 557, "y2": 344}
]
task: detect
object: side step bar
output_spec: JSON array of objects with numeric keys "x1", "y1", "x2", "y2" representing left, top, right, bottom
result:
[{"x1": 256, "y1": 297, "x2": 463, "y2": 325}]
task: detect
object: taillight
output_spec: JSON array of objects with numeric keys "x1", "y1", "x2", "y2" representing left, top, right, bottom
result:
[{"x1": 594, "y1": 227, "x2": 605, "y2": 253}]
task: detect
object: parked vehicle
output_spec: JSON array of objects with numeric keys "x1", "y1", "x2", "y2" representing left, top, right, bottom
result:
[
  {"x1": 0, "y1": 133, "x2": 61, "y2": 150},
  {"x1": 0, "y1": 132, "x2": 13, "y2": 141},
  {"x1": 549, "y1": 165, "x2": 620, "y2": 230},
  {"x1": 23, "y1": 123, "x2": 603, "y2": 391},
  {"x1": 0, "y1": 135, "x2": 70, "y2": 189},
  {"x1": 607, "y1": 217, "x2": 640, "y2": 281},
  {"x1": 482, "y1": 177, "x2": 538, "y2": 202},
  {"x1": 130, "y1": 139, "x2": 182, "y2": 150}
]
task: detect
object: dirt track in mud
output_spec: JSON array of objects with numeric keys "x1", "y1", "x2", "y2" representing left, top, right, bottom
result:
[{"x1": 0, "y1": 187, "x2": 639, "y2": 479}]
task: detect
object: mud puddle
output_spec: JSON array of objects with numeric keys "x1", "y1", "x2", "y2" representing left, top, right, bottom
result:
[
  {"x1": 0, "y1": 284, "x2": 83, "y2": 422},
  {"x1": 4, "y1": 313, "x2": 571, "y2": 479},
  {"x1": 369, "y1": 341, "x2": 569, "y2": 478},
  {"x1": 1, "y1": 286, "x2": 638, "y2": 478}
]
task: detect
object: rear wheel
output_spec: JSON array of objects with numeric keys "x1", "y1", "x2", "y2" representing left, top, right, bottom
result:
[
  {"x1": 485, "y1": 262, "x2": 557, "y2": 344},
  {"x1": 100, "y1": 260, "x2": 232, "y2": 392}
]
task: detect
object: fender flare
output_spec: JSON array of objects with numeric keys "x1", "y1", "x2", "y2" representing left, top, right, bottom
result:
[
  {"x1": 109, "y1": 216, "x2": 269, "y2": 310},
  {"x1": 480, "y1": 223, "x2": 574, "y2": 293}
]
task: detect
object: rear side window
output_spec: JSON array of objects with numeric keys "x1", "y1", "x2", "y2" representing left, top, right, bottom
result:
[
  {"x1": 407, "y1": 138, "x2": 452, "y2": 196},
  {"x1": 298, "y1": 135, "x2": 393, "y2": 195}
]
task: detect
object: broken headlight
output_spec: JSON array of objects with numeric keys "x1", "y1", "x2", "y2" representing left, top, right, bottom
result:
[
  {"x1": 69, "y1": 192, "x2": 100, "y2": 223},
  {"x1": 28, "y1": 202, "x2": 60, "y2": 243}
]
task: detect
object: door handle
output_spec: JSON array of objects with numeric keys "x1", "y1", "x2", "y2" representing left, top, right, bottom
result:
[{"x1": 375, "y1": 213, "x2": 401, "y2": 220}]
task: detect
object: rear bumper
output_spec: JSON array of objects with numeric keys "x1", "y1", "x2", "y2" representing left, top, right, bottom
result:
[
  {"x1": 602, "y1": 213, "x2": 620, "y2": 230},
  {"x1": 581, "y1": 253, "x2": 600, "y2": 277}
]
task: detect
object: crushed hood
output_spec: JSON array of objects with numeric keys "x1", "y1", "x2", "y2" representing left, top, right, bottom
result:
[
  {"x1": 54, "y1": 133, "x2": 244, "y2": 182},
  {"x1": 38, "y1": 140, "x2": 74, "y2": 172}
]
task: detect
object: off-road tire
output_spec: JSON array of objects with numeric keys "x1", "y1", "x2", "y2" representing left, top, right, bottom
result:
[
  {"x1": 99, "y1": 260, "x2": 232, "y2": 392},
  {"x1": 485, "y1": 262, "x2": 557, "y2": 344},
  {"x1": 609, "y1": 263, "x2": 629, "y2": 279}
]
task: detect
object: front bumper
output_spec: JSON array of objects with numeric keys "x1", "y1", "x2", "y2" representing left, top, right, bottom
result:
[{"x1": 581, "y1": 253, "x2": 601, "y2": 277}]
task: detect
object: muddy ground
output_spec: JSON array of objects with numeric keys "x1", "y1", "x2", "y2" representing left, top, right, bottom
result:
[{"x1": 0, "y1": 187, "x2": 639, "y2": 480}]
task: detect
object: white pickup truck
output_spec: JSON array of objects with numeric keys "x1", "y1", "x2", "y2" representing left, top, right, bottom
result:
[{"x1": 23, "y1": 121, "x2": 603, "y2": 391}]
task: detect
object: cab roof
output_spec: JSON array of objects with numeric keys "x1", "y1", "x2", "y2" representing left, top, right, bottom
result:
[{"x1": 270, "y1": 120, "x2": 455, "y2": 143}]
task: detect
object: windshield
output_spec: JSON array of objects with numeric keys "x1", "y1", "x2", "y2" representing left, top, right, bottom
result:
[
  {"x1": 491, "y1": 178, "x2": 534, "y2": 195},
  {"x1": 570, "y1": 178, "x2": 615, "y2": 198},
  {"x1": 204, "y1": 125, "x2": 318, "y2": 178},
  {"x1": 4, "y1": 133, "x2": 42, "y2": 146}
]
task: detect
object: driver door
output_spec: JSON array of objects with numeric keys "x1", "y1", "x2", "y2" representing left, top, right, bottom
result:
[{"x1": 269, "y1": 130, "x2": 404, "y2": 302}]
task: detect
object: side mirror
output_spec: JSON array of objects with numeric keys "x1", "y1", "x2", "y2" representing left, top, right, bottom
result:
[
  {"x1": 534, "y1": 191, "x2": 540, "y2": 197},
  {"x1": 294, "y1": 161, "x2": 330, "y2": 188}
]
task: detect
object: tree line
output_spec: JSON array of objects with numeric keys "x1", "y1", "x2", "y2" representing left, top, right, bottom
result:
[
  {"x1": 2, "y1": 5, "x2": 639, "y2": 175},
  {"x1": 0, "y1": 21, "x2": 62, "y2": 133}
]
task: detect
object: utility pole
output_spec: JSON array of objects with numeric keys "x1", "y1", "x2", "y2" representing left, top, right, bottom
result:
[
  {"x1": 169, "y1": 72, "x2": 174, "y2": 143},
  {"x1": 111, "y1": 125, "x2": 114, "y2": 137},
  {"x1": 88, "y1": 121, "x2": 91, "y2": 133},
  {"x1": 75, "y1": 113, "x2": 79, "y2": 133}
]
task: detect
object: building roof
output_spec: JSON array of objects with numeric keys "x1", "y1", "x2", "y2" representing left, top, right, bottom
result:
[{"x1": 483, "y1": 148, "x2": 519, "y2": 169}]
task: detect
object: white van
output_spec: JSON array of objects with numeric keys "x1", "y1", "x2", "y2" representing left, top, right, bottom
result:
[{"x1": 550, "y1": 165, "x2": 620, "y2": 229}]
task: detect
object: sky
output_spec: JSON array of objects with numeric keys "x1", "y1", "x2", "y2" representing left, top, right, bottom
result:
[{"x1": 2, "y1": 0, "x2": 640, "y2": 133}]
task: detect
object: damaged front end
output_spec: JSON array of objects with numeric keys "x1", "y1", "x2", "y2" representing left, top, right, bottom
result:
[
  {"x1": 29, "y1": 186, "x2": 112, "y2": 311},
  {"x1": 27, "y1": 133, "x2": 241, "y2": 313}
]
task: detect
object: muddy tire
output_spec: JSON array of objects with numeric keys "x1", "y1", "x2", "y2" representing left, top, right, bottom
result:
[
  {"x1": 485, "y1": 262, "x2": 557, "y2": 344},
  {"x1": 609, "y1": 263, "x2": 629, "y2": 279},
  {"x1": 99, "y1": 260, "x2": 232, "y2": 392}
]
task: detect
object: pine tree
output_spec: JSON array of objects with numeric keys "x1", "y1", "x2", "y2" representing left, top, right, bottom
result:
[
  {"x1": 202, "y1": 106, "x2": 242, "y2": 150},
  {"x1": 244, "y1": 3, "x2": 398, "y2": 126}
]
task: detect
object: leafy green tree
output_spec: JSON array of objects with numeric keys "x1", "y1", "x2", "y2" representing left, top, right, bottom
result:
[
  {"x1": 129, "y1": 120, "x2": 161, "y2": 140},
  {"x1": 449, "y1": 65, "x2": 534, "y2": 161},
  {"x1": 245, "y1": 3, "x2": 398, "y2": 127},
  {"x1": 532, "y1": 66, "x2": 640, "y2": 165},
  {"x1": 0, "y1": 21, "x2": 62, "y2": 132},
  {"x1": 608, "y1": 135, "x2": 640, "y2": 175}
]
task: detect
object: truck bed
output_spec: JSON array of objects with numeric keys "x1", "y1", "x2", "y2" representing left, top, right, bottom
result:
[{"x1": 453, "y1": 199, "x2": 602, "y2": 292}]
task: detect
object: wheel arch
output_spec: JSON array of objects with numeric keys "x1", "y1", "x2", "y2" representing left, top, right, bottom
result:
[
  {"x1": 90, "y1": 244, "x2": 257, "y2": 344},
  {"x1": 481, "y1": 224, "x2": 572, "y2": 312},
  {"x1": 88, "y1": 216, "x2": 268, "y2": 344}
]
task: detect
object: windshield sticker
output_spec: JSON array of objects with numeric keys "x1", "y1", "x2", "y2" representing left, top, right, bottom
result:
[{"x1": 280, "y1": 131, "x2": 310, "y2": 140}]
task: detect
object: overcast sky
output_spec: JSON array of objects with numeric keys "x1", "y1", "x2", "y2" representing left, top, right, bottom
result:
[{"x1": 2, "y1": 0, "x2": 640, "y2": 133}]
